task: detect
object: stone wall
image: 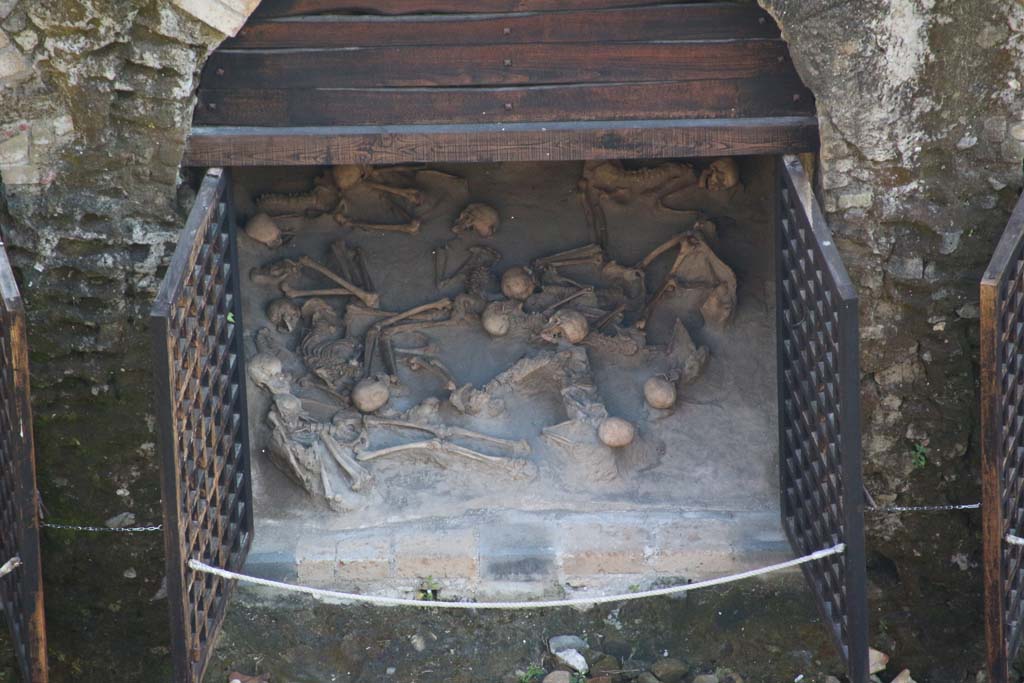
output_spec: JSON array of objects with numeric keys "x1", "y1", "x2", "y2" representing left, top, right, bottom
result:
[
  {"x1": 0, "y1": 2, "x2": 255, "y2": 679},
  {"x1": 0, "y1": 0, "x2": 1020, "y2": 679},
  {"x1": 761, "y1": 1, "x2": 1024, "y2": 676}
]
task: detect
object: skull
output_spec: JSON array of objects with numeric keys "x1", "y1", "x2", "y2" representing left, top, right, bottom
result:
[
  {"x1": 248, "y1": 352, "x2": 290, "y2": 394},
  {"x1": 301, "y1": 298, "x2": 344, "y2": 336},
  {"x1": 699, "y1": 158, "x2": 740, "y2": 192},
  {"x1": 311, "y1": 183, "x2": 341, "y2": 213},
  {"x1": 244, "y1": 213, "x2": 282, "y2": 248},
  {"x1": 452, "y1": 203, "x2": 500, "y2": 238},
  {"x1": 273, "y1": 392, "x2": 304, "y2": 429},
  {"x1": 540, "y1": 309, "x2": 589, "y2": 345},
  {"x1": 266, "y1": 298, "x2": 301, "y2": 333},
  {"x1": 598, "y1": 417, "x2": 636, "y2": 448},
  {"x1": 643, "y1": 375, "x2": 677, "y2": 410},
  {"x1": 249, "y1": 258, "x2": 301, "y2": 287},
  {"x1": 352, "y1": 376, "x2": 390, "y2": 413},
  {"x1": 600, "y1": 261, "x2": 644, "y2": 298},
  {"x1": 331, "y1": 164, "x2": 369, "y2": 191},
  {"x1": 301, "y1": 297, "x2": 335, "y2": 321},
  {"x1": 500, "y1": 266, "x2": 536, "y2": 301},
  {"x1": 482, "y1": 300, "x2": 520, "y2": 337}
]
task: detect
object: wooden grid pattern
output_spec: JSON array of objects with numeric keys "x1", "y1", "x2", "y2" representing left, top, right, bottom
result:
[
  {"x1": 0, "y1": 244, "x2": 47, "y2": 682},
  {"x1": 981, "y1": 191, "x2": 1024, "y2": 682},
  {"x1": 151, "y1": 169, "x2": 252, "y2": 683},
  {"x1": 776, "y1": 157, "x2": 868, "y2": 682},
  {"x1": 998, "y1": 246, "x2": 1024, "y2": 658}
]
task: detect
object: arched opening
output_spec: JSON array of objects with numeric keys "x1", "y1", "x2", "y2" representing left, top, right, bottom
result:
[{"x1": 154, "y1": 4, "x2": 869, "y2": 682}]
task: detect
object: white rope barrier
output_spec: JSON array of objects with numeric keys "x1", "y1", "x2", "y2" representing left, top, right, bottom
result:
[
  {"x1": 0, "y1": 557, "x2": 22, "y2": 579},
  {"x1": 189, "y1": 543, "x2": 845, "y2": 610}
]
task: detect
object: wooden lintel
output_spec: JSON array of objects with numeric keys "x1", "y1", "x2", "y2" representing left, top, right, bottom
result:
[{"x1": 182, "y1": 117, "x2": 820, "y2": 166}]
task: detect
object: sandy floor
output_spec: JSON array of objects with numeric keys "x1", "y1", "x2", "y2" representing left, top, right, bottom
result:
[{"x1": 234, "y1": 157, "x2": 781, "y2": 576}]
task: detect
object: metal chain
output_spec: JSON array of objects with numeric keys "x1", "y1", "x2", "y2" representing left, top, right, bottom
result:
[
  {"x1": 862, "y1": 486, "x2": 980, "y2": 513},
  {"x1": 868, "y1": 502, "x2": 981, "y2": 513},
  {"x1": 38, "y1": 503, "x2": 979, "y2": 530},
  {"x1": 41, "y1": 522, "x2": 162, "y2": 533}
]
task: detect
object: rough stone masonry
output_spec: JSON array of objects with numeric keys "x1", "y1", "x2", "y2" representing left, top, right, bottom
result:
[{"x1": 0, "y1": 0, "x2": 1020, "y2": 679}]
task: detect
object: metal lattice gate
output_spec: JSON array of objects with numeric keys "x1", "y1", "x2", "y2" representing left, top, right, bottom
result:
[
  {"x1": 982, "y1": 191, "x2": 1024, "y2": 683},
  {"x1": 0, "y1": 242, "x2": 47, "y2": 683},
  {"x1": 151, "y1": 168, "x2": 253, "y2": 683},
  {"x1": 776, "y1": 156, "x2": 869, "y2": 682}
]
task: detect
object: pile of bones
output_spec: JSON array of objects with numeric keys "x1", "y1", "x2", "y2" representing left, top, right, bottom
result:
[{"x1": 242, "y1": 158, "x2": 742, "y2": 511}]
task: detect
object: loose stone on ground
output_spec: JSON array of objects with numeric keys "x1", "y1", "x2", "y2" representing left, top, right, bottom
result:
[
  {"x1": 541, "y1": 672, "x2": 573, "y2": 683},
  {"x1": 553, "y1": 648, "x2": 588, "y2": 674},
  {"x1": 549, "y1": 635, "x2": 588, "y2": 654},
  {"x1": 650, "y1": 657, "x2": 688, "y2": 682}
]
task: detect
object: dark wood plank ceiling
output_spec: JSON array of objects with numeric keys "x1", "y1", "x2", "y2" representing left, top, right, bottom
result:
[
  {"x1": 184, "y1": 2, "x2": 817, "y2": 166},
  {"x1": 251, "y1": 0, "x2": 725, "y2": 16},
  {"x1": 230, "y1": 4, "x2": 781, "y2": 47}
]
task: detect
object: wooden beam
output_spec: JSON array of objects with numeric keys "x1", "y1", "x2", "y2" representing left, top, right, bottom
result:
[
  {"x1": 227, "y1": 4, "x2": 778, "y2": 49},
  {"x1": 204, "y1": 40, "x2": 796, "y2": 89},
  {"x1": 182, "y1": 117, "x2": 820, "y2": 166},
  {"x1": 254, "y1": 0, "x2": 695, "y2": 17},
  {"x1": 195, "y1": 79, "x2": 814, "y2": 127}
]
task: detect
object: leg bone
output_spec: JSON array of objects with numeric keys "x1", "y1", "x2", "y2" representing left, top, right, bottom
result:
[
  {"x1": 355, "y1": 438, "x2": 529, "y2": 476},
  {"x1": 363, "y1": 181, "x2": 424, "y2": 206},
  {"x1": 353, "y1": 247, "x2": 375, "y2": 293},
  {"x1": 638, "y1": 234, "x2": 687, "y2": 270},
  {"x1": 381, "y1": 336, "x2": 399, "y2": 377},
  {"x1": 635, "y1": 278, "x2": 677, "y2": 330},
  {"x1": 297, "y1": 256, "x2": 380, "y2": 308},
  {"x1": 329, "y1": 240, "x2": 359, "y2": 284},
  {"x1": 363, "y1": 300, "x2": 454, "y2": 376},
  {"x1": 534, "y1": 243, "x2": 604, "y2": 269},
  {"x1": 281, "y1": 284, "x2": 353, "y2": 300},
  {"x1": 363, "y1": 417, "x2": 529, "y2": 455},
  {"x1": 595, "y1": 303, "x2": 626, "y2": 331},
  {"x1": 375, "y1": 298, "x2": 454, "y2": 330},
  {"x1": 540, "y1": 256, "x2": 604, "y2": 269},
  {"x1": 321, "y1": 432, "x2": 373, "y2": 492},
  {"x1": 542, "y1": 287, "x2": 595, "y2": 317},
  {"x1": 337, "y1": 213, "x2": 422, "y2": 235},
  {"x1": 406, "y1": 355, "x2": 457, "y2": 391},
  {"x1": 578, "y1": 182, "x2": 609, "y2": 250}
]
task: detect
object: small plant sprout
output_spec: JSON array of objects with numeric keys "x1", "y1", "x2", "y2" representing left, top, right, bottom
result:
[
  {"x1": 519, "y1": 664, "x2": 546, "y2": 683},
  {"x1": 417, "y1": 576, "x2": 441, "y2": 601},
  {"x1": 911, "y1": 442, "x2": 928, "y2": 469}
]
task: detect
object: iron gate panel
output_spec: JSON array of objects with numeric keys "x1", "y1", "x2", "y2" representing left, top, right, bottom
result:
[
  {"x1": 0, "y1": 243, "x2": 47, "y2": 683},
  {"x1": 152, "y1": 168, "x2": 253, "y2": 683},
  {"x1": 981, "y1": 191, "x2": 1024, "y2": 682},
  {"x1": 776, "y1": 156, "x2": 868, "y2": 682}
]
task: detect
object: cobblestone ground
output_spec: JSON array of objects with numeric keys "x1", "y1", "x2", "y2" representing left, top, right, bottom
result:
[{"x1": 209, "y1": 579, "x2": 848, "y2": 683}]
